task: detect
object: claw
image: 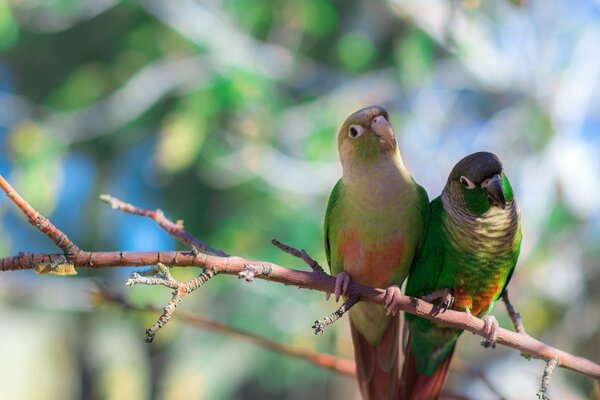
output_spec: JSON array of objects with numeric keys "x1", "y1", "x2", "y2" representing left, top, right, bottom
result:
[
  {"x1": 422, "y1": 288, "x2": 455, "y2": 313},
  {"x1": 383, "y1": 285, "x2": 402, "y2": 316},
  {"x1": 480, "y1": 315, "x2": 499, "y2": 349},
  {"x1": 332, "y1": 272, "x2": 351, "y2": 302},
  {"x1": 441, "y1": 291, "x2": 455, "y2": 312}
]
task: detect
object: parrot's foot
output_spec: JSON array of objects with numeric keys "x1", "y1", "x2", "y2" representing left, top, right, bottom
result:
[
  {"x1": 480, "y1": 315, "x2": 499, "y2": 349},
  {"x1": 325, "y1": 272, "x2": 351, "y2": 302},
  {"x1": 383, "y1": 284, "x2": 402, "y2": 316},
  {"x1": 422, "y1": 288, "x2": 454, "y2": 313}
]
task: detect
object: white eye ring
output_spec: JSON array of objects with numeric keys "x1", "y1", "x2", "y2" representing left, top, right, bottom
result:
[
  {"x1": 460, "y1": 176, "x2": 476, "y2": 189},
  {"x1": 348, "y1": 124, "x2": 364, "y2": 139}
]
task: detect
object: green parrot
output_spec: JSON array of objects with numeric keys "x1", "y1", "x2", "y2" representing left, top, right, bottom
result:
[
  {"x1": 324, "y1": 106, "x2": 428, "y2": 399},
  {"x1": 403, "y1": 152, "x2": 522, "y2": 400}
]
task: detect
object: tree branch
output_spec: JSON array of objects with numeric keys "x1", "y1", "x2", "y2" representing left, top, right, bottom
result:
[
  {"x1": 0, "y1": 175, "x2": 80, "y2": 257},
  {"x1": 1, "y1": 175, "x2": 599, "y2": 386},
  {"x1": 99, "y1": 194, "x2": 227, "y2": 257}
]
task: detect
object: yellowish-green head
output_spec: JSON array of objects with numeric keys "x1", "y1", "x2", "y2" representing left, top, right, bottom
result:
[{"x1": 337, "y1": 106, "x2": 398, "y2": 166}]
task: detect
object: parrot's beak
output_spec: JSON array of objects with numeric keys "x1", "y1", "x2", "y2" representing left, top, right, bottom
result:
[
  {"x1": 370, "y1": 115, "x2": 396, "y2": 150},
  {"x1": 481, "y1": 174, "x2": 506, "y2": 209}
]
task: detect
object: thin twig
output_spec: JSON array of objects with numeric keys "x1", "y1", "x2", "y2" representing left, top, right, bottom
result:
[
  {"x1": 97, "y1": 287, "x2": 356, "y2": 376},
  {"x1": 100, "y1": 194, "x2": 227, "y2": 257},
  {"x1": 271, "y1": 238, "x2": 325, "y2": 274},
  {"x1": 126, "y1": 263, "x2": 216, "y2": 342},
  {"x1": 537, "y1": 357, "x2": 559, "y2": 399},
  {"x1": 313, "y1": 293, "x2": 361, "y2": 335},
  {"x1": 0, "y1": 176, "x2": 80, "y2": 257},
  {"x1": 502, "y1": 290, "x2": 525, "y2": 334}
]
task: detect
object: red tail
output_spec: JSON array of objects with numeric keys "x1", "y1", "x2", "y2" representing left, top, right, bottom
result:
[
  {"x1": 349, "y1": 315, "x2": 401, "y2": 400},
  {"x1": 401, "y1": 336, "x2": 454, "y2": 400}
]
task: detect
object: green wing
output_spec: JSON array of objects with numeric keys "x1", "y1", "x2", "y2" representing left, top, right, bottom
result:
[
  {"x1": 412, "y1": 183, "x2": 431, "y2": 255},
  {"x1": 323, "y1": 179, "x2": 343, "y2": 275},
  {"x1": 405, "y1": 196, "x2": 459, "y2": 374},
  {"x1": 405, "y1": 196, "x2": 446, "y2": 302},
  {"x1": 499, "y1": 173, "x2": 522, "y2": 298},
  {"x1": 500, "y1": 225, "x2": 522, "y2": 296}
]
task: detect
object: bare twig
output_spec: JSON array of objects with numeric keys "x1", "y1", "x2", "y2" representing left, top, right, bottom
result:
[
  {"x1": 97, "y1": 287, "x2": 356, "y2": 376},
  {"x1": 126, "y1": 263, "x2": 217, "y2": 342},
  {"x1": 0, "y1": 176, "x2": 80, "y2": 257},
  {"x1": 100, "y1": 194, "x2": 227, "y2": 257},
  {"x1": 313, "y1": 293, "x2": 361, "y2": 335},
  {"x1": 272, "y1": 238, "x2": 325, "y2": 274},
  {"x1": 1, "y1": 177, "x2": 600, "y2": 385},
  {"x1": 537, "y1": 357, "x2": 559, "y2": 399},
  {"x1": 502, "y1": 289, "x2": 525, "y2": 334}
]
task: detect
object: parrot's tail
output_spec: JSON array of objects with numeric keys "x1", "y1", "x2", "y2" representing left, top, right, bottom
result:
[
  {"x1": 349, "y1": 314, "x2": 401, "y2": 400},
  {"x1": 401, "y1": 335, "x2": 455, "y2": 400}
]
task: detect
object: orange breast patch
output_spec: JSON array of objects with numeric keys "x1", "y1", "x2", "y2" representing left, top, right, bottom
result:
[
  {"x1": 453, "y1": 282, "x2": 503, "y2": 317},
  {"x1": 338, "y1": 229, "x2": 408, "y2": 288}
]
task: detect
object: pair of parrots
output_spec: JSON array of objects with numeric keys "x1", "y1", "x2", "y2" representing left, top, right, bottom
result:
[{"x1": 324, "y1": 106, "x2": 521, "y2": 399}]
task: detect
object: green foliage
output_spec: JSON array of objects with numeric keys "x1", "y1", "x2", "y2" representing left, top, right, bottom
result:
[
  {"x1": 0, "y1": 5, "x2": 19, "y2": 51},
  {"x1": 337, "y1": 31, "x2": 376, "y2": 72}
]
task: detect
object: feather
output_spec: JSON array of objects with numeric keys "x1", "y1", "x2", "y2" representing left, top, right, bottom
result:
[
  {"x1": 403, "y1": 333, "x2": 455, "y2": 400},
  {"x1": 350, "y1": 314, "x2": 401, "y2": 400}
]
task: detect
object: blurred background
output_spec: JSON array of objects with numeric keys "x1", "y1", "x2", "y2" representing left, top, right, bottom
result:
[{"x1": 0, "y1": 0, "x2": 599, "y2": 399}]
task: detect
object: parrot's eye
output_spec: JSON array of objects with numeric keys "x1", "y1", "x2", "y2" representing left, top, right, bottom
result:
[
  {"x1": 348, "y1": 125, "x2": 364, "y2": 139},
  {"x1": 460, "y1": 176, "x2": 476, "y2": 189}
]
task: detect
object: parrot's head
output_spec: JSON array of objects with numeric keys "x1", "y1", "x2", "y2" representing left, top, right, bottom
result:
[
  {"x1": 337, "y1": 105, "x2": 398, "y2": 166},
  {"x1": 445, "y1": 152, "x2": 514, "y2": 215}
]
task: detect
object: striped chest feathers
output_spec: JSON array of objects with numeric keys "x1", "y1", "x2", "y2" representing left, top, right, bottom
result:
[
  {"x1": 442, "y1": 193, "x2": 520, "y2": 264},
  {"x1": 441, "y1": 195, "x2": 520, "y2": 315}
]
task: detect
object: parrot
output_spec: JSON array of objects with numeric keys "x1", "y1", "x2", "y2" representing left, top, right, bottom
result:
[
  {"x1": 323, "y1": 105, "x2": 429, "y2": 399},
  {"x1": 402, "y1": 151, "x2": 522, "y2": 400}
]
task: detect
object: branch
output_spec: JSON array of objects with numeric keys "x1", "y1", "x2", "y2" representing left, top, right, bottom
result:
[
  {"x1": 537, "y1": 357, "x2": 559, "y2": 400},
  {"x1": 502, "y1": 289, "x2": 525, "y2": 334},
  {"x1": 125, "y1": 263, "x2": 217, "y2": 343},
  {"x1": 312, "y1": 293, "x2": 361, "y2": 335},
  {"x1": 1, "y1": 175, "x2": 599, "y2": 386},
  {"x1": 100, "y1": 194, "x2": 227, "y2": 257},
  {"x1": 96, "y1": 287, "x2": 356, "y2": 376},
  {"x1": 0, "y1": 176, "x2": 80, "y2": 257}
]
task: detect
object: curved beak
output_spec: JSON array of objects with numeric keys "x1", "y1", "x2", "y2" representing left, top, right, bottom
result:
[
  {"x1": 370, "y1": 115, "x2": 396, "y2": 150},
  {"x1": 481, "y1": 174, "x2": 506, "y2": 209}
]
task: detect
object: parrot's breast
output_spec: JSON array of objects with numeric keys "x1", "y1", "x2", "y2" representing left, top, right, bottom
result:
[
  {"x1": 441, "y1": 196, "x2": 521, "y2": 317},
  {"x1": 331, "y1": 157, "x2": 424, "y2": 289},
  {"x1": 453, "y1": 279, "x2": 504, "y2": 316},
  {"x1": 339, "y1": 228, "x2": 408, "y2": 288}
]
